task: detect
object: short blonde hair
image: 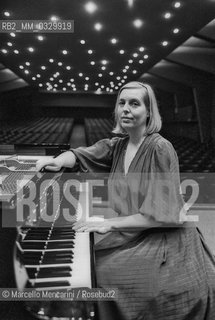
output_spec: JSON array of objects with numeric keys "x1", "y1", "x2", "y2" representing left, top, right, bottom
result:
[{"x1": 113, "y1": 81, "x2": 162, "y2": 135}]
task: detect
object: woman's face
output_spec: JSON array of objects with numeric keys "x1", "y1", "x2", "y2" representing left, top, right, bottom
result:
[{"x1": 117, "y1": 87, "x2": 148, "y2": 133}]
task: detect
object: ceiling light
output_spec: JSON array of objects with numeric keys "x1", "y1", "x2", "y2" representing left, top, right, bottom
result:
[
  {"x1": 32, "y1": 77, "x2": 36, "y2": 80},
  {"x1": 115, "y1": 86, "x2": 119, "y2": 90},
  {"x1": 123, "y1": 69, "x2": 127, "y2": 73},
  {"x1": 133, "y1": 19, "x2": 143, "y2": 28},
  {"x1": 144, "y1": 54, "x2": 149, "y2": 59},
  {"x1": 173, "y1": 28, "x2": 180, "y2": 34},
  {"x1": 66, "y1": 66, "x2": 71, "y2": 70},
  {"x1": 58, "y1": 62, "x2": 63, "y2": 66},
  {"x1": 98, "y1": 73, "x2": 103, "y2": 77},
  {"x1": 174, "y1": 2, "x2": 181, "y2": 8},
  {"x1": 162, "y1": 41, "x2": 168, "y2": 46},
  {"x1": 79, "y1": 73, "x2": 83, "y2": 77},
  {"x1": 50, "y1": 16, "x2": 58, "y2": 21},
  {"x1": 50, "y1": 77, "x2": 54, "y2": 81},
  {"x1": 70, "y1": 78, "x2": 74, "y2": 82},
  {"x1": 25, "y1": 62, "x2": 30, "y2": 66},
  {"x1": 19, "y1": 65, "x2": 24, "y2": 69},
  {"x1": 4, "y1": 11, "x2": 10, "y2": 17},
  {"x1": 80, "y1": 39, "x2": 86, "y2": 44},
  {"x1": 7, "y1": 42, "x2": 13, "y2": 46},
  {"x1": 124, "y1": 75, "x2": 128, "y2": 79},
  {"x1": 1, "y1": 49, "x2": 8, "y2": 54},
  {"x1": 37, "y1": 35, "x2": 44, "y2": 41},
  {"x1": 133, "y1": 53, "x2": 138, "y2": 57},
  {"x1": 128, "y1": 59, "x2": 133, "y2": 63},
  {"x1": 85, "y1": 77, "x2": 89, "y2": 80},
  {"x1": 85, "y1": 2, "x2": 97, "y2": 14},
  {"x1": 63, "y1": 88, "x2": 66, "y2": 91},
  {"x1": 164, "y1": 12, "x2": 172, "y2": 19},
  {"x1": 116, "y1": 76, "x2": 121, "y2": 80},
  {"x1": 28, "y1": 47, "x2": 34, "y2": 52},
  {"x1": 101, "y1": 60, "x2": 108, "y2": 65},
  {"x1": 101, "y1": 66, "x2": 106, "y2": 70},
  {"x1": 109, "y1": 71, "x2": 114, "y2": 75},
  {"x1": 73, "y1": 88, "x2": 77, "y2": 91},
  {"x1": 139, "y1": 47, "x2": 144, "y2": 52},
  {"x1": 41, "y1": 66, "x2": 46, "y2": 70},
  {"x1": 132, "y1": 70, "x2": 137, "y2": 74},
  {"x1": 111, "y1": 38, "x2": 118, "y2": 44},
  {"x1": 125, "y1": 66, "x2": 129, "y2": 69},
  {"x1": 88, "y1": 49, "x2": 93, "y2": 54},
  {"x1": 36, "y1": 74, "x2": 41, "y2": 78},
  {"x1": 94, "y1": 23, "x2": 102, "y2": 31},
  {"x1": 90, "y1": 61, "x2": 95, "y2": 65},
  {"x1": 14, "y1": 50, "x2": 19, "y2": 54},
  {"x1": 119, "y1": 49, "x2": 125, "y2": 54},
  {"x1": 67, "y1": 82, "x2": 71, "y2": 86},
  {"x1": 59, "y1": 79, "x2": 63, "y2": 83},
  {"x1": 62, "y1": 50, "x2": 68, "y2": 55},
  {"x1": 39, "y1": 84, "x2": 43, "y2": 87},
  {"x1": 121, "y1": 79, "x2": 125, "y2": 83},
  {"x1": 10, "y1": 33, "x2": 16, "y2": 37},
  {"x1": 24, "y1": 70, "x2": 29, "y2": 74},
  {"x1": 139, "y1": 60, "x2": 144, "y2": 64},
  {"x1": 49, "y1": 58, "x2": 54, "y2": 63}
]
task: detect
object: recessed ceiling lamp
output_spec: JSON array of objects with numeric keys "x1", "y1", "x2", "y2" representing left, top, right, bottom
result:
[
  {"x1": 88, "y1": 49, "x2": 93, "y2": 54},
  {"x1": 25, "y1": 62, "x2": 30, "y2": 66},
  {"x1": 37, "y1": 35, "x2": 44, "y2": 41},
  {"x1": 162, "y1": 41, "x2": 168, "y2": 46},
  {"x1": 80, "y1": 40, "x2": 86, "y2": 44},
  {"x1": 85, "y1": 2, "x2": 98, "y2": 14},
  {"x1": 66, "y1": 66, "x2": 71, "y2": 70},
  {"x1": 4, "y1": 11, "x2": 10, "y2": 17},
  {"x1": 174, "y1": 2, "x2": 181, "y2": 8},
  {"x1": 101, "y1": 60, "x2": 108, "y2": 65},
  {"x1": 119, "y1": 49, "x2": 125, "y2": 54},
  {"x1": 7, "y1": 42, "x2": 12, "y2": 46},
  {"x1": 49, "y1": 59, "x2": 54, "y2": 63},
  {"x1": 94, "y1": 23, "x2": 102, "y2": 31},
  {"x1": 62, "y1": 50, "x2": 68, "y2": 55},
  {"x1": 90, "y1": 61, "x2": 95, "y2": 65},
  {"x1": 139, "y1": 47, "x2": 144, "y2": 52},
  {"x1": 111, "y1": 38, "x2": 118, "y2": 44},
  {"x1": 50, "y1": 16, "x2": 59, "y2": 21},
  {"x1": 10, "y1": 33, "x2": 16, "y2": 37},
  {"x1": 173, "y1": 28, "x2": 180, "y2": 33},
  {"x1": 164, "y1": 12, "x2": 172, "y2": 19},
  {"x1": 14, "y1": 50, "x2": 19, "y2": 54},
  {"x1": 133, "y1": 19, "x2": 143, "y2": 28},
  {"x1": 28, "y1": 47, "x2": 34, "y2": 52}
]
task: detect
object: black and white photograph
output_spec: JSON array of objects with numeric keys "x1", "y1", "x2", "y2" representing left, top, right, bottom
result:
[{"x1": 0, "y1": 0, "x2": 215, "y2": 319}]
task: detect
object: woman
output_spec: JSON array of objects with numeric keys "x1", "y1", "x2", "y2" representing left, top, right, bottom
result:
[{"x1": 36, "y1": 82, "x2": 215, "y2": 320}]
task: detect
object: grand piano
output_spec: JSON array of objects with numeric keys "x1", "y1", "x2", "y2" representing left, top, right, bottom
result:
[{"x1": 0, "y1": 144, "x2": 97, "y2": 320}]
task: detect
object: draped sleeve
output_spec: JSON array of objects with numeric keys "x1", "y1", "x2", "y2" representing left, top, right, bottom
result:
[
  {"x1": 70, "y1": 137, "x2": 120, "y2": 173},
  {"x1": 139, "y1": 138, "x2": 186, "y2": 225}
]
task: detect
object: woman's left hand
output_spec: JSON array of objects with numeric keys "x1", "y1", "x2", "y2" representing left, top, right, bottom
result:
[{"x1": 72, "y1": 219, "x2": 112, "y2": 234}]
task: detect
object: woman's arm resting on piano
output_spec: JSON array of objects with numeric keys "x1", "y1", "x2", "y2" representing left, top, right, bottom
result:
[
  {"x1": 72, "y1": 213, "x2": 164, "y2": 234},
  {"x1": 36, "y1": 151, "x2": 76, "y2": 172}
]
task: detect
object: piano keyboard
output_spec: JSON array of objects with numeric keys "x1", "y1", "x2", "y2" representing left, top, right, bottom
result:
[{"x1": 14, "y1": 176, "x2": 96, "y2": 320}]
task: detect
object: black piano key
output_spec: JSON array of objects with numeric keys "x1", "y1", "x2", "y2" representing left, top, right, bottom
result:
[
  {"x1": 25, "y1": 234, "x2": 75, "y2": 240},
  {"x1": 21, "y1": 241, "x2": 74, "y2": 250},
  {"x1": 24, "y1": 251, "x2": 74, "y2": 259},
  {"x1": 33, "y1": 281, "x2": 71, "y2": 288},
  {"x1": 47, "y1": 241, "x2": 74, "y2": 249},
  {"x1": 24, "y1": 257, "x2": 73, "y2": 265},
  {"x1": 27, "y1": 266, "x2": 72, "y2": 278}
]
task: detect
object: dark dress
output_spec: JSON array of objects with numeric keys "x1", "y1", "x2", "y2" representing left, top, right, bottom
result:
[{"x1": 72, "y1": 133, "x2": 215, "y2": 320}]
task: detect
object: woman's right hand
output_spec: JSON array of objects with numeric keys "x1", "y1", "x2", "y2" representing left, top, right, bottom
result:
[{"x1": 36, "y1": 157, "x2": 62, "y2": 172}]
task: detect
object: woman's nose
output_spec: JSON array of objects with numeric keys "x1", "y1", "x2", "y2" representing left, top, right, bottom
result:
[{"x1": 123, "y1": 103, "x2": 130, "y2": 112}]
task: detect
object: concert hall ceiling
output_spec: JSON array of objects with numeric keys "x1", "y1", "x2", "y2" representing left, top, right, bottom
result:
[{"x1": 0, "y1": 0, "x2": 214, "y2": 93}]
